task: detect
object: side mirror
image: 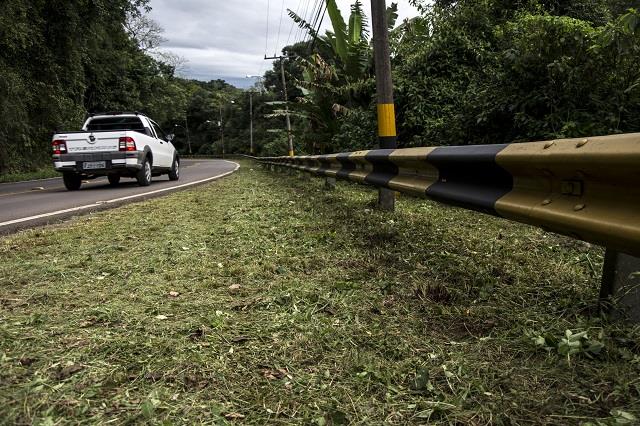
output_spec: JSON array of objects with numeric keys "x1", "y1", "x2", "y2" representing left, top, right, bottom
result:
[{"x1": 166, "y1": 133, "x2": 175, "y2": 142}]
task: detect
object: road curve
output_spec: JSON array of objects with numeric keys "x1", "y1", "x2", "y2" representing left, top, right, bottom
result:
[{"x1": 0, "y1": 159, "x2": 239, "y2": 234}]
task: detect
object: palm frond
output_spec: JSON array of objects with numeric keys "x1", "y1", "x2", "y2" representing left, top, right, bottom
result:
[{"x1": 287, "y1": 9, "x2": 318, "y2": 39}]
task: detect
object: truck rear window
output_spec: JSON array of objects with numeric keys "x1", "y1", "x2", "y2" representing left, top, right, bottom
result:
[{"x1": 86, "y1": 117, "x2": 146, "y2": 132}]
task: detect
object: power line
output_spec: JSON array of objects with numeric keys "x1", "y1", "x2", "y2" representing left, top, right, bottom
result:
[
  {"x1": 306, "y1": 0, "x2": 324, "y2": 45},
  {"x1": 294, "y1": 0, "x2": 312, "y2": 45},
  {"x1": 309, "y1": 2, "x2": 327, "y2": 52},
  {"x1": 274, "y1": 0, "x2": 286, "y2": 55},
  {"x1": 302, "y1": 0, "x2": 320, "y2": 44},
  {"x1": 264, "y1": 0, "x2": 271, "y2": 58},
  {"x1": 286, "y1": 0, "x2": 304, "y2": 47},
  {"x1": 306, "y1": 0, "x2": 319, "y2": 37}
]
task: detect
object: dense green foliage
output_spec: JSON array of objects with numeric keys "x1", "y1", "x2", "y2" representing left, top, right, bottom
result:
[
  {"x1": 271, "y1": 0, "x2": 640, "y2": 154},
  {"x1": 4, "y1": 0, "x2": 640, "y2": 170},
  {"x1": 396, "y1": 0, "x2": 640, "y2": 146},
  {"x1": 0, "y1": 0, "x2": 249, "y2": 173}
]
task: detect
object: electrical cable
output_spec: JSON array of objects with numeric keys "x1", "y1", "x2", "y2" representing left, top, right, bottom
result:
[
  {"x1": 274, "y1": 0, "x2": 286, "y2": 55},
  {"x1": 302, "y1": 0, "x2": 319, "y2": 43},
  {"x1": 306, "y1": 0, "x2": 323, "y2": 45},
  {"x1": 264, "y1": 0, "x2": 271, "y2": 58},
  {"x1": 286, "y1": 0, "x2": 304, "y2": 47},
  {"x1": 309, "y1": 2, "x2": 327, "y2": 53},
  {"x1": 294, "y1": 0, "x2": 312, "y2": 45}
]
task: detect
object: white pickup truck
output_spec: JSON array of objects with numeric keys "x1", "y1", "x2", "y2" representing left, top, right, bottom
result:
[{"x1": 52, "y1": 112, "x2": 179, "y2": 190}]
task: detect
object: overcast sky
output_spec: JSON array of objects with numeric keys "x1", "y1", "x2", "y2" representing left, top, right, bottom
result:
[{"x1": 148, "y1": 0, "x2": 420, "y2": 83}]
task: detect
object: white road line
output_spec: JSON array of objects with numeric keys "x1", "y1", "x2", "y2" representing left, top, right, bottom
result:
[{"x1": 0, "y1": 161, "x2": 240, "y2": 229}]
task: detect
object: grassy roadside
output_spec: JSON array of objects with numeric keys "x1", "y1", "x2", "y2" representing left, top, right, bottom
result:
[
  {"x1": 0, "y1": 168, "x2": 60, "y2": 184},
  {"x1": 1, "y1": 160, "x2": 638, "y2": 424}
]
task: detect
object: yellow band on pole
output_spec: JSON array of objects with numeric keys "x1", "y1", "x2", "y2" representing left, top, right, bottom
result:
[
  {"x1": 377, "y1": 103, "x2": 397, "y2": 137},
  {"x1": 288, "y1": 150, "x2": 294, "y2": 157}
]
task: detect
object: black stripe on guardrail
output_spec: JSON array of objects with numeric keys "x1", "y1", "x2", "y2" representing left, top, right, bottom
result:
[
  {"x1": 425, "y1": 144, "x2": 512, "y2": 214},
  {"x1": 364, "y1": 149, "x2": 399, "y2": 188},
  {"x1": 336, "y1": 153, "x2": 356, "y2": 179}
]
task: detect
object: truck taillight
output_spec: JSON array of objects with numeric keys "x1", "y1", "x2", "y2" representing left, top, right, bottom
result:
[
  {"x1": 52, "y1": 140, "x2": 67, "y2": 155},
  {"x1": 119, "y1": 137, "x2": 136, "y2": 151}
]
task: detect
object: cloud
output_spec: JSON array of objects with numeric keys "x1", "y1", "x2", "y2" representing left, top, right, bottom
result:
[{"x1": 148, "y1": 0, "x2": 421, "y2": 81}]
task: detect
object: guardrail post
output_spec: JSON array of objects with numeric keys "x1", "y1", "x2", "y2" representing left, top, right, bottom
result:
[
  {"x1": 325, "y1": 177, "x2": 336, "y2": 190},
  {"x1": 600, "y1": 250, "x2": 640, "y2": 322}
]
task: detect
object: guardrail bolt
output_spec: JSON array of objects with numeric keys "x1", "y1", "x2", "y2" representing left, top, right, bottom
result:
[
  {"x1": 574, "y1": 204, "x2": 586, "y2": 211},
  {"x1": 542, "y1": 199, "x2": 552, "y2": 206}
]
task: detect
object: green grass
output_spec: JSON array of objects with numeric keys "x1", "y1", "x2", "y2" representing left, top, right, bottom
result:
[
  {"x1": 1, "y1": 160, "x2": 639, "y2": 425},
  {"x1": 0, "y1": 168, "x2": 59, "y2": 183}
]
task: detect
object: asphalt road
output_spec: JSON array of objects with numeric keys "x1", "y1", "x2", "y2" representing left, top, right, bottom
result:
[{"x1": 0, "y1": 159, "x2": 239, "y2": 234}]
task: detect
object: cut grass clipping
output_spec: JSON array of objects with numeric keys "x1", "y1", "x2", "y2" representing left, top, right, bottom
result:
[{"x1": 1, "y1": 160, "x2": 639, "y2": 424}]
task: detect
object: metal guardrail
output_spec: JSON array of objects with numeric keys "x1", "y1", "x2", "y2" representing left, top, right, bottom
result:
[
  {"x1": 256, "y1": 133, "x2": 640, "y2": 320},
  {"x1": 258, "y1": 133, "x2": 640, "y2": 258}
]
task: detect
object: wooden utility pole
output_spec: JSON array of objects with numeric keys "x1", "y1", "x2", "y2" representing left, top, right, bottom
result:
[
  {"x1": 371, "y1": 0, "x2": 397, "y2": 211},
  {"x1": 249, "y1": 91, "x2": 254, "y2": 155},
  {"x1": 265, "y1": 55, "x2": 294, "y2": 156},
  {"x1": 219, "y1": 105, "x2": 225, "y2": 159},
  {"x1": 184, "y1": 115, "x2": 192, "y2": 154}
]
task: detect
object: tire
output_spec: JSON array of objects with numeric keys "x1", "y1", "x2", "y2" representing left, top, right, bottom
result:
[
  {"x1": 62, "y1": 172, "x2": 82, "y2": 191},
  {"x1": 136, "y1": 157, "x2": 152, "y2": 187},
  {"x1": 168, "y1": 156, "x2": 180, "y2": 181},
  {"x1": 108, "y1": 174, "x2": 121, "y2": 186}
]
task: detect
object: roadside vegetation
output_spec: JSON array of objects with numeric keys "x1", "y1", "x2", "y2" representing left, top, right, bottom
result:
[
  {"x1": 1, "y1": 162, "x2": 638, "y2": 424},
  {"x1": 0, "y1": 168, "x2": 59, "y2": 184},
  {"x1": 4, "y1": 1, "x2": 640, "y2": 178}
]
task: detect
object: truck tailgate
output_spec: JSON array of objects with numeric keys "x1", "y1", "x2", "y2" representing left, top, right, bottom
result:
[{"x1": 57, "y1": 132, "x2": 122, "y2": 153}]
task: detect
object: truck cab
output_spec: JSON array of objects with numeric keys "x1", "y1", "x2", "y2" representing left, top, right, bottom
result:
[{"x1": 52, "y1": 112, "x2": 179, "y2": 190}]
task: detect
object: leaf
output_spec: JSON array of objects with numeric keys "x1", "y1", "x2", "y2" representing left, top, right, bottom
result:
[
  {"x1": 141, "y1": 400, "x2": 155, "y2": 419},
  {"x1": 611, "y1": 409, "x2": 638, "y2": 424},
  {"x1": 56, "y1": 363, "x2": 83, "y2": 380},
  {"x1": 326, "y1": 0, "x2": 348, "y2": 63},
  {"x1": 415, "y1": 409, "x2": 434, "y2": 418},
  {"x1": 386, "y1": 2, "x2": 399, "y2": 30},
  {"x1": 348, "y1": 4, "x2": 363, "y2": 45},
  {"x1": 261, "y1": 367, "x2": 290, "y2": 380},
  {"x1": 621, "y1": 12, "x2": 640, "y2": 34},
  {"x1": 155, "y1": 315, "x2": 168, "y2": 320},
  {"x1": 533, "y1": 336, "x2": 547, "y2": 347},
  {"x1": 411, "y1": 368, "x2": 430, "y2": 391},
  {"x1": 168, "y1": 291, "x2": 180, "y2": 297}
]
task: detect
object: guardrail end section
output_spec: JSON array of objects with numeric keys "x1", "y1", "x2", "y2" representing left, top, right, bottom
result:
[{"x1": 600, "y1": 250, "x2": 640, "y2": 323}]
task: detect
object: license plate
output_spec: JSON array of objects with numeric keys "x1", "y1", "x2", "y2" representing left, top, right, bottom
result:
[{"x1": 83, "y1": 161, "x2": 106, "y2": 170}]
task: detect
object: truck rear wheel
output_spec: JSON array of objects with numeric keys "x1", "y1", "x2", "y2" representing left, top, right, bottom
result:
[
  {"x1": 63, "y1": 173, "x2": 82, "y2": 191},
  {"x1": 136, "y1": 157, "x2": 152, "y2": 186}
]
